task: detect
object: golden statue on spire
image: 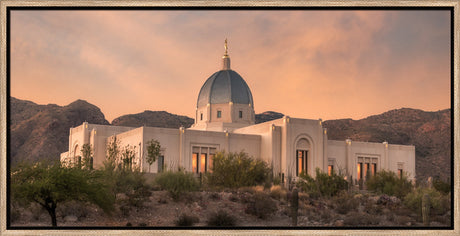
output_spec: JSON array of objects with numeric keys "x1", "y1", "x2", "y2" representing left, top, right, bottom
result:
[{"x1": 224, "y1": 38, "x2": 228, "y2": 56}]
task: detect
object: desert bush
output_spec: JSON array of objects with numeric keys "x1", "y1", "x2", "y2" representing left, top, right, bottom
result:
[
  {"x1": 296, "y1": 168, "x2": 348, "y2": 198},
  {"x1": 334, "y1": 192, "x2": 359, "y2": 215},
  {"x1": 206, "y1": 151, "x2": 271, "y2": 188},
  {"x1": 155, "y1": 170, "x2": 199, "y2": 201},
  {"x1": 175, "y1": 213, "x2": 199, "y2": 226},
  {"x1": 104, "y1": 169, "x2": 151, "y2": 217},
  {"x1": 270, "y1": 185, "x2": 287, "y2": 200},
  {"x1": 207, "y1": 210, "x2": 237, "y2": 226},
  {"x1": 238, "y1": 186, "x2": 256, "y2": 194},
  {"x1": 366, "y1": 170, "x2": 412, "y2": 199},
  {"x1": 101, "y1": 157, "x2": 152, "y2": 208},
  {"x1": 245, "y1": 192, "x2": 277, "y2": 219},
  {"x1": 404, "y1": 187, "x2": 451, "y2": 217},
  {"x1": 433, "y1": 178, "x2": 451, "y2": 195}
]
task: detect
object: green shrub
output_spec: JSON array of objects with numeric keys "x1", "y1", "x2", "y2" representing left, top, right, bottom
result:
[
  {"x1": 296, "y1": 168, "x2": 348, "y2": 198},
  {"x1": 114, "y1": 170, "x2": 152, "y2": 207},
  {"x1": 245, "y1": 192, "x2": 277, "y2": 219},
  {"x1": 175, "y1": 213, "x2": 199, "y2": 226},
  {"x1": 433, "y1": 178, "x2": 451, "y2": 195},
  {"x1": 404, "y1": 187, "x2": 451, "y2": 217},
  {"x1": 207, "y1": 210, "x2": 237, "y2": 226},
  {"x1": 206, "y1": 151, "x2": 271, "y2": 188},
  {"x1": 366, "y1": 170, "x2": 412, "y2": 199},
  {"x1": 155, "y1": 170, "x2": 199, "y2": 201}
]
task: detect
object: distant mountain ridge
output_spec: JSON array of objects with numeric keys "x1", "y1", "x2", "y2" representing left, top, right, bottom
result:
[
  {"x1": 323, "y1": 108, "x2": 451, "y2": 181},
  {"x1": 9, "y1": 97, "x2": 109, "y2": 166},
  {"x1": 112, "y1": 110, "x2": 194, "y2": 128},
  {"x1": 255, "y1": 111, "x2": 284, "y2": 124},
  {"x1": 9, "y1": 97, "x2": 451, "y2": 181}
]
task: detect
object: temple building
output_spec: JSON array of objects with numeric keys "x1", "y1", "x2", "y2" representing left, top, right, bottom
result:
[{"x1": 60, "y1": 40, "x2": 416, "y2": 183}]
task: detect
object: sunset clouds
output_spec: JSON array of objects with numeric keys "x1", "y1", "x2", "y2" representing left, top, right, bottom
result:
[{"x1": 10, "y1": 10, "x2": 451, "y2": 122}]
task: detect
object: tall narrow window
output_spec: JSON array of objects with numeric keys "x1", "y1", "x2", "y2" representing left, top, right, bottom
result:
[
  {"x1": 208, "y1": 148, "x2": 216, "y2": 173},
  {"x1": 371, "y1": 163, "x2": 377, "y2": 176},
  {"x1": 398, "y1": 169, "x2": 403, "y2": 179},
  {"x1": 200, "y1": 113, "x2": 203, "y2": 120},
  {"x1": 296, "y1": 150, "x2": 307, "y2": 176},
  {"x1": 192, "y1": 153, "x2": 199, "y2": 173},
  {"x1": 217, "y1": 110, "x2": 222, "y2": 118},
  {"x1": 328, "y1": 165, "x2": 334, "y2": 176},
  {"x1": 364, "y1": 163, "x2": 369, "y2": 180},
  {"x1": 200, "y1": 153, "x2": 207, "y2": 173},
  {"x1": 239, "y1": 110, "x2": 243, "y2": 118},
  {"x1": 357, "y1": 163, "x2": 363, "y2": 181},
  {"x1": 297, "y1": 151, "x2": 303, "y2": 176}
]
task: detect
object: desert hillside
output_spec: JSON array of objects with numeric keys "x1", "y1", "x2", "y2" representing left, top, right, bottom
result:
[{"x1": 9, "y1": 97, "x2": 451, "y2": 181}]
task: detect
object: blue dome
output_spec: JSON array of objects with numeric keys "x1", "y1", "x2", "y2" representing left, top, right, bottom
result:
[{"x1": 197, "y1": 70, "x2": 254, "y2": 108}]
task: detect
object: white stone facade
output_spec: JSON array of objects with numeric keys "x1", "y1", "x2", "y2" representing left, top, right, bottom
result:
[{"x1": 60, "y1": 42, "x2": 416, "y2": 183}]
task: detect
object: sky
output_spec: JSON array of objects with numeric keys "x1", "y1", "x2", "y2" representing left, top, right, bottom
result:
[{"x1": 10, "y1": 10, "x2": 451, "y2": 122}]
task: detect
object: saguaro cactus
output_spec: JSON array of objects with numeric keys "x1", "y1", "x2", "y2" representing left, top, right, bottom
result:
[
  {"x1": 422, "y1": 193, "x2": 431, "y2": 226},
  {"x1": 291, "y1": 187, "x2": 299, "y2": 226}
]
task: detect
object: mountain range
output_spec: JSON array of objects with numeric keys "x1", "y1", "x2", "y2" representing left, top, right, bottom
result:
[{"x1": 8, "y1": 97, "x2": 451, "y2": 181}]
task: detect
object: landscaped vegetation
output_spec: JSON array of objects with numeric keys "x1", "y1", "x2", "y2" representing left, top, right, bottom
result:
[{"x1": 10, "y1": 150, "x2": 451, "y2": 227}]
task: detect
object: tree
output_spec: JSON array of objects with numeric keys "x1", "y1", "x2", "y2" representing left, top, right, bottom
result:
[
  {"x1": 106, "y1": 136, "x2": 120, "y2": 163},
  {"x1": 11, "y1": 161, "x2": 114, "y2": 227},
  {"x1": 81, "y1": 143, "x2": 93, "y2": 170},
  {"x1": 146, "y1": 139, "x2": 161, "y2": 172},
  {"x1": 121, "y1": 145, "x2": 136, "y2": 171}
]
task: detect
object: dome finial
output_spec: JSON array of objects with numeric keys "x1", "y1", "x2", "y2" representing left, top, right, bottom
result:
[
  {"x1": 224, "y1": 38, "x2": 228, "y2": 57},
  {"x1": 222, "y1": 38, "x2": 231, "y2": 70}
]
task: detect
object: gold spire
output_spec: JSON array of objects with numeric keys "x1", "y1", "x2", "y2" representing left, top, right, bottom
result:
[
  {"x1": 224, "y1": 38, "x2": 228, "y2": 57},
  {"x1": 222, "y1": 38, "x2": 231, "y2": 70}
]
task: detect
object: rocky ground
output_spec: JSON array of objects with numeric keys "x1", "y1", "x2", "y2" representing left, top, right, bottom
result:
[{"x1": 10, "y1": 188, "x2": 451, "y2": 228}]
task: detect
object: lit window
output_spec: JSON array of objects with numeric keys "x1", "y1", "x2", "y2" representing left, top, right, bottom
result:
[
  {"x1": 192, "y1": 153, "x2": 198, "y2": 173},
  {"x1": 398, "y1": 169, "x2": 403, "y2": 179},
  {"x1": 239, "y1": 111, "x2": 243, "y2": 118},
  {"x1": 371, "y1": 163, "x2": 377, "y2": 176},
  {"x1": 192, "y1": 146, "x2": 217, "y2": 174},
  {"x1": 357, "y1": 162, "x2": 363, "y2": 181},
  {"x1": 296, "y1": 150, "x2": 307, "y2": 176},
  {"x1": 209, "y1": 154, "x2": 214, "y2": 172},
  {"x1": 364, "y1": 163, "x2": 369, "y2": 180},
  {"x1": 217, "y1": 110, "x2": 222, "y2": 118},
  {"x1": 328, "y1": 165, "x2": 334, "y2": 176},
  {"x1": 200, "y1": 153, "x2": 207, "y2": 173}
]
